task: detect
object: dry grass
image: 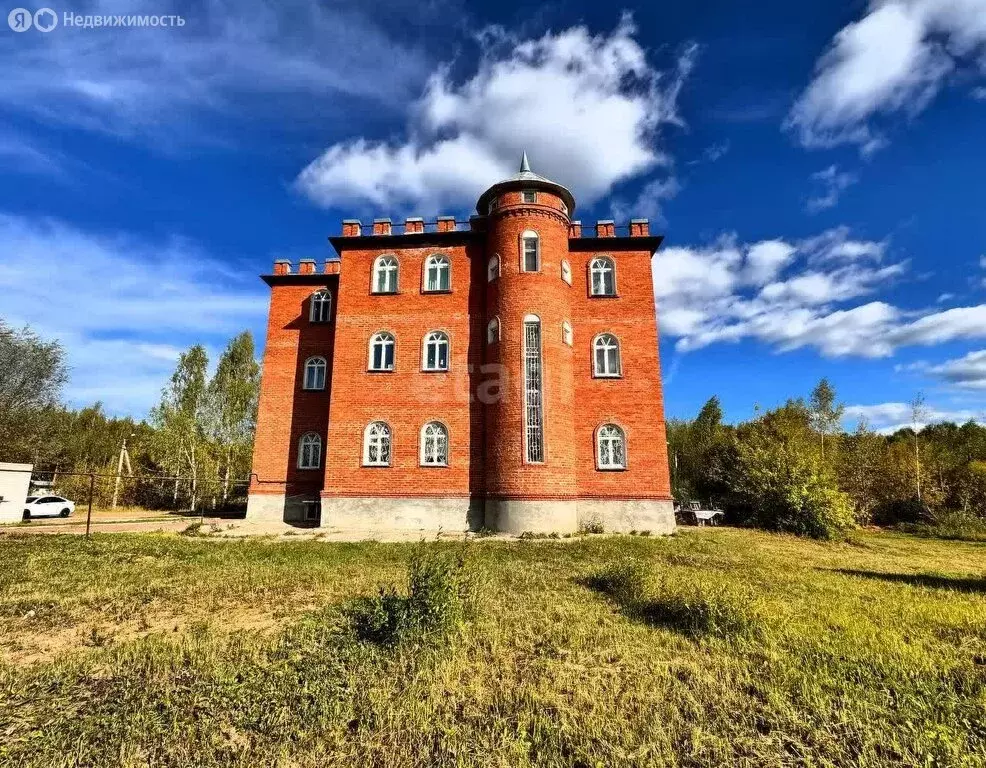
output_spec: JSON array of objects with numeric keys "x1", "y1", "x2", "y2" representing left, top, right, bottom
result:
[{"x1": 0, "y1": 528, "x2": 984, "y2": 766}]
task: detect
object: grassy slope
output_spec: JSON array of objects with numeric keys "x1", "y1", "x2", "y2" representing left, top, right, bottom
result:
[{"x1": 0, "y1": 529, "x2": 984, "y2": 767}]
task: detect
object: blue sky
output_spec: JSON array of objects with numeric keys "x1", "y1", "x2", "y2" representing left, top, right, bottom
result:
[{"x1": 1, "y1": 0, "x2": 985, "y2": 433}]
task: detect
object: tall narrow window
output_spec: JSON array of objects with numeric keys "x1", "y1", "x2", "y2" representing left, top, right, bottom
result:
[
  {"x1": 593, "y1": 334, "x2": 621, "y2": 377},
  {"x1": 562, "y1": 321, "x2": 573, "y2": 347},
  {"x1": 596, "y1": 424, "x2": 626, "y2": 470},
  {"x1": 303, "y1": 357, "x2": 327, "y2": 390},
  {"x1": 524, "y1": 315, "x2": 544, "y2": 463},
  {"x1": 368, "y1": 332, "x2": 395, "y2": 371},
  {"x1": 372, "y1": 256, "x2": 398, "y2": 294},
  {"x1": 487, "y1": 254, "x2": 500, "y2": 282},
  {"x1": 590, "y1": 257, "x2": 616, "y2": 296},
  {"x1": 363, "y1": 422, "x2": 391, "y2": 466},
  {"x1": 424, "y1": 255, "x2": 451, "y2": 292},
  {"x1": 487, "y1": 317, "x2": 500, "y2": 344},
  {"x1": 310, "y1": 290, "x2": 332, "y2": 322},
  {"x1": 561, "y1": 259, "x2": 572, "y2": 285},
  {"x1": 298, "y1": 432, "x2": 322, "y2": 469},
  {"x1": 422, "y1": 331, "x2": 450, "y2": 371},
  {"x1": 420, "y1": 422, "x2": 449, "y2": 466},
  {"x1": 521, "y1": 231, "x2": 540, "y2": 272}
]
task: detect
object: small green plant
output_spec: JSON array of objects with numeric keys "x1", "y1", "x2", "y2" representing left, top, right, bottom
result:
[
  {"x1": 179, "y1": 522, "x2": 203, "y2": 537},
  {"x1": 585, "y1": 558, "x2": 650, "y2": 605},
  {"x1": 472, "y1": 526, "x2": 497, "y2": 538},
  {"x1": 639, "y1": 581, "x2": 762, "y2": 640},
  {"x1": 579, "y1": 520, "x2": 605, "y2": 535},
  {"x1": 639, "y1": 530, "x2": 651, "y2": 536}
]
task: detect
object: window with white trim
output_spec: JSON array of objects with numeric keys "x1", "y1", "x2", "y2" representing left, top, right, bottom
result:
[
  {"x1": 368, "y1": 332, "x2": 395, "y2": 371},
  {"x1": 521, "y1": 231, "x2": 540, "y2": 272},
  {"x1": 487, "y1": 254, "x2": 500, "y2": 282},
  {"x1": 593, "y1": 334, "x2": 621, "y2": 377},
  {"x1": 310, "y1": 290, "x2": 332, "y2": 322},
  {"x1": 298, "y1": 432, "x2": 322, "y2": 469},
  {"x1": 363, "y1": 422, "x2": 391, "y2": 466},
  {"x1": 303, "y1": 357, "x2": 327, "y2": 390},
  {"x1": 522, "y1": 190, "x2": 537, "y2": 204},
  {"x1": 424, "y1": 254, "x2": 451, "y2": 292},
  {"x1": 420, "y1": 421, "x2": 449, "y2": 466},
  {"x1": 562, "y1": 321, "x2": 573, "y2": 346},
  {"x1": 524, "y1": 315, "x2": 544, "y2": 463},
  {"x1": 590, "y1": 257, "x2": 616, "y2": 296},
  {"x1": 560, "y1": 201, "x2": 568, "y2": 215},
  {"x1": 372, "y1": 255, "x2": 398, "y2": 294},
  {"x1": 561, "y1": 259, "x2": 572, "y2": 285},
  {"x1": 596, "y1": 424, "x2": 626, "y2": 470},
  {"x1": 489, "y1": 197, "x2": 499, "y2": 213},
  {"x1": 487, "y1": 317, "x2": 500, "y2": 344},
  {"x1": 422, "y1": 331, "x2": 449, "y2": 371}
]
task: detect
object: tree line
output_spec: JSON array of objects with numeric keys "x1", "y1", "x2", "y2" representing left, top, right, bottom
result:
[
  {"x1": 0, "y1": 320, "x2": 260, "y2": 512},
  {"x1": 667, "y1": 380, "x2": 986, "y2": 539}
]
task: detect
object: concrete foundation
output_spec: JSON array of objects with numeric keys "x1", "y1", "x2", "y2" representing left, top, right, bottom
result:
[
  {"x1": 246, "y1": 493, "x2": 320, "y2": 525},
  {"x1": 0, "y1": 462, "x2": 32, "y2": 525},
  {"x1": 320, "y1": 496, "x2": 482, "y2": 533},
  {"x1": 577, "y1": 498, "x2": 675, "y2": 535},
  {"x1": 485, "y1": 498, "x2": 579, "y2": 535}
]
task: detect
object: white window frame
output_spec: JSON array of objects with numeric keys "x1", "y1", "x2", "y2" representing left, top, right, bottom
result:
[
  {"x1": 309, "y1": 290, "x2": 332, "y2": 322},
  {"x1": 487, "y1": 317, "x2": 500, "y2": 344},
  {"x1": 596, "y1": 424, "x2": 626, "y2": 470},
  {"x1": 487, "y1": 254, "x2": 500, "y2": 282},
  {"x1": 562, "y1": 321, "x2": 573, "y2": 347},
  {"x1": 298, "y1": 432, "x2": 322, "y2": 470},
  {"x1": 368, "y1": 332, "x2": 396, "y2": 372},
  {"x1": 424, "y1": 254, "x2": 451, "y2": 293},
  {"x1": 523, "y1": 314, "x2": 545, "y2": 464},
  {"x1": 422, "y1": 330, "x2": 450, "y2": 371},
  {"x1": 372, "y1": 255, "x2": 399, "y2": 294},
  {"x1": 522, "y1": 190, "x2": 537, "y2": 204},
  {"x1": 561, "y1": 259, "x2": 572, "y2": 285},
  {"x1": 303, "y1": 356, "x2": 327, "y2": 390},
  {"x1": 420, "y1": 421, "x2": 449, "y2": 467},
  {"x1": 362, "y1": 422, "x2": 392, "y2": 467},
  {"x1": 593, "y1": 334, "x2": 622, "y2": 378},
  {"x1": 489, "y1": 197, "x2": 499, "y2": 213},
  {"x1": 589, "y1": 256, "x2": 617, "y2": 297},
  {"x1": 520, "y1": 231, "x2": 540, "y2": 273}
]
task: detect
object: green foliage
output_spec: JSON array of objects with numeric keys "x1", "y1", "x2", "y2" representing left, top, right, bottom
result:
[
  {"x1": 900, "y1": 510, "x2": 986, "y2": 542},
  {"x1": 585, "y1": 557, "x2": 649, "y2": 605},
  {"x1": 346, "y1": 548, "x2": 478, "y2": 647}
]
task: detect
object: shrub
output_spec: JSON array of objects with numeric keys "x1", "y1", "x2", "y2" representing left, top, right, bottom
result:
[
  {"x1": 639, "y1": 581, "x2": 762, "y2": 640},
  {"x1": 585, "y1": 558, "x2": 649, "y2": 605},
  {"x1": 346, "y1": 548, "x2": 478, "y2": 647},
  {"x1": 899, "y1": 510, "x2": 986, "y2": 542},
  {"x1": 579, "y1": 520, "x2": 604, "y2": 535}
]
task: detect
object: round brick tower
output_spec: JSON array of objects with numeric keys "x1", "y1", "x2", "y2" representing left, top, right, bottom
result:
[{"x1": 479, "y1": 154, "x2": 579, "y2": 534}]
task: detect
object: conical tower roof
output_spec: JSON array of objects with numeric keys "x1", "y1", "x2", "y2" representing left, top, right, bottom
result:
[{"x1": 476, "y1": 153, "x2": 576, "y2": 215}]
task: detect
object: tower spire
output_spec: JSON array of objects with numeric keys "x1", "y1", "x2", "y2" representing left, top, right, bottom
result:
[{"x1": 519, "y1": 151, "x2": 531, "y2": 173}]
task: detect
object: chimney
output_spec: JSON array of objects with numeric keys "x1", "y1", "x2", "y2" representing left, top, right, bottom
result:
[
  {"x1": 372, "y1": 218, "x2": 392, "y2": 236},
  {"x1": 436, "y1": 216, "x2": 456, "y2": 233},
  {"x1": 324, "y1": 259, "x2": 341, "y2": 275},
  {"x1": 569, "y1": 220, "x2": 582, "y2": 238},
  {"x1": 405, "y1": 217, "x2": 424, "y2": 234},
  {"x1": 630, "y1": 218, "x2": 650, "y2": 237},
  {"x1": 596, "y1": 220, "x2": 615, "y2": 238},
  {"x1": 273, "y1": 259, "x2": 291, "y2": 275},
  {"x1": 341, "y1": 219, "x2": 361, "y2": 237},
  {"x1": 298, "y1": 258, "x2": 316, "y2": 275}
]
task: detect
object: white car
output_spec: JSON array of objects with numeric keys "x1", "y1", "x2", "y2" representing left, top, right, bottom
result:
[{"x1": 23, "y1": 495, "x2": 76, "y2": 520}]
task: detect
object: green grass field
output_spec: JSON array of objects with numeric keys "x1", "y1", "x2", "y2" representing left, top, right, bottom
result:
[{"x1": 1, "y1": 528, "x2": 984, "y2": 767}]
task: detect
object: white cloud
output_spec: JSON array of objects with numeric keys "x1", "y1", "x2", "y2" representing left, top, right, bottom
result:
[
  {"x1": 0, "y1": 0, "x2": 432, "y2": 142},
  {"x1": 786, "y1": 0, "x2": 986, "y2": 151},
  {"x1": 806, "y1": 165, "x2": 859, "y2": 212},
  {"x1": 0, "y1": 213, "x2": 267, "y2": 417},
  {"x1": 844, "y1": 401, "x2": 984, "y2": 433},
  {"x1": 921, "y1": 350, "x2": 986, "y2": 389},
  {"x1": 974, "y1": 86, "x2": 986, "y2": 99},
  {"x1": 296, "y1": 17, "x2": 697, "y2": 213}
]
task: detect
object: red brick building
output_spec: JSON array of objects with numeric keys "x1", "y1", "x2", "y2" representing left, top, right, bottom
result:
[{"x1": 247, "y1": 156, "x2": 674, "y2": 534}]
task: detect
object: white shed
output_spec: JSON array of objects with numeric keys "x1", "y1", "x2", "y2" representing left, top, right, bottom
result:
[{"x1": 0, "y1": 462, "x2": 33, "y2": 524}]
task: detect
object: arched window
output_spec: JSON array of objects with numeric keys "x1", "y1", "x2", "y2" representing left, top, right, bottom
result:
[
  {"x1": 422, "y1": 331, "x2": 449, "y2": 371},
  {"x1": 562, "y1": 320, "x2": 573, "y2": 347},
  {"x1": 520, "y1": 231, "x2": 540, "y2": 272},
  {"x1": 372, "y1": 255, "x2": 399, "y2": 294},
  {"x1": 590, "y1": 257, "x2": 616, "y2": 296},
  {"x1": 363, "y1": 422, "x2": 391, "y2": 466},
  {"x1": 298, "y1": 432, "x2": 322, "y2": 469},
  {"x1": 487, "y1": 317, "x2": 500, "y2": 344},
  {"x1": 303, "y1": 357, "x2": 327, "y2": 390},
  {"x1": 487, "y1": 254, "x2": 500, "y2": 282},
  {"x1": 420, "y1": 421, "x2": 449, "y2": 466},
  {"x1": 424, "y1": 254, "x2": 451, "y2": 292},
  {"x1": 561, "y1": 259, "x2": 572, "y2": 285},
  {"x1": 310, "y1": 290, "x2": 332, "y2": 322},
  {"x1": 593, "y1": 334, "x2": 621, "y2": 377},
  {"x1": 596, "y1": 424, "x2": 626, "y2": 470},
  {"x1": 368, "y1": 332, "x2": 395, "y2": 371}
]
